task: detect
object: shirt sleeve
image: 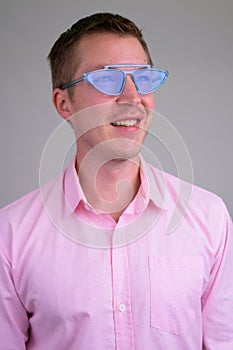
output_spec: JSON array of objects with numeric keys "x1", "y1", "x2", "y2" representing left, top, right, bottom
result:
[
  {"x1": 202, "y1": 200, "x2": 233, "y2": 349},
  {"x1": 0, "y1": 216, "x2": 29, "y2": 349}
]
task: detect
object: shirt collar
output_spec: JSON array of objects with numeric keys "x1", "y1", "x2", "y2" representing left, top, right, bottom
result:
[
  {"x1": 63, "y1": 155, "x2": 168, "y2": 214},
  {"x1": 138, "y1": 156, "x2": 168, "y2": 210},
  {"x1": 63, "y1": 157, "x2": 85, "y2": 213}
]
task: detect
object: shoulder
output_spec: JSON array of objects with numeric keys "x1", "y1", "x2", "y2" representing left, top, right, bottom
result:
[
  {"x1": 0, "y1": 174, "x2": 62, "y2": 227},
  {"x1": 0, "y1": 174, "x2": 65, "y2": 257},
  {"x1": 0, "y1": 187, "x2": 42, "y2": 221},
  {"x1": 146, "y1": 162, "x2": 231, "y2": 227}
]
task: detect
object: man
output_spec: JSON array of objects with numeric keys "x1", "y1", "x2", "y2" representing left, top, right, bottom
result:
[{"x1": 0, "y1": 12, "x2": 232, "y2": 350}]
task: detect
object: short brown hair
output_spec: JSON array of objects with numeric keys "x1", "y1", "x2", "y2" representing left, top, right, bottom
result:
[{"x1": 47, "y1": 12, "x2": 153, "y2": 91}]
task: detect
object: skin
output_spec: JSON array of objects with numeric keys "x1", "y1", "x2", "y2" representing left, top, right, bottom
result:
[{"x1": 53, "y1": 33, "x2": 155, "y2": 221}]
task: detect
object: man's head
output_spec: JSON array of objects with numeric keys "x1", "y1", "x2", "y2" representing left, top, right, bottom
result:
[
  {"x1": 48, "y1": 13, "x2": 167, "y2": 165},
  {"x1": 47, "y1": 12, "x2": 153, "y2": 91}
]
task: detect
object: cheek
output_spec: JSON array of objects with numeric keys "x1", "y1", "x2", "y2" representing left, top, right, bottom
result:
[
  {"x1": 143, "y1": 95, "x2": 155, "y2": 111},
  {"x1": 72, "y1": 86, "x2": 109, "y2": 112}
]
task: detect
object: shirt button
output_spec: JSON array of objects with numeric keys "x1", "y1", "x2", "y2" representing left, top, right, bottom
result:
[{"x1": 118, "y1": 303, "x2": 126, "y2": 312}]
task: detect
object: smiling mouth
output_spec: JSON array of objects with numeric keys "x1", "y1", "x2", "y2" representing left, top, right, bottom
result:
[{"x1": 110, "y1": 119, "x2": 138, "y2": 127}]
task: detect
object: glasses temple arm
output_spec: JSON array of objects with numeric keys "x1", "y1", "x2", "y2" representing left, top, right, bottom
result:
[{"x1": 60, "y1": 77, "x2": 84, "y2": 90}]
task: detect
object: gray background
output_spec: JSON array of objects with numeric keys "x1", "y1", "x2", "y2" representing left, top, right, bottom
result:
[{"x1": 0, "y1": 0, "x2": 232, "y2": 216}]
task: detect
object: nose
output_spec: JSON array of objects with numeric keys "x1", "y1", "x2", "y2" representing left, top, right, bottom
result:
[{"x1": 116, "y1": 75, "x2": 141, "y2": 105}]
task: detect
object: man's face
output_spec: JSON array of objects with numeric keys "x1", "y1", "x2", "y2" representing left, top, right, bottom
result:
[{"x1": 67, "y1": 33, "x2": 155, "y2": 163}]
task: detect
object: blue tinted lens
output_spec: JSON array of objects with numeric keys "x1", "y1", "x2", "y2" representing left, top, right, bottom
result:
[
  {"x1": 87, "y1": 70, "x2": 124, "y2": 95},
  {"x1": 133, "y1": 69, "x2": 167, "y2": 94}
]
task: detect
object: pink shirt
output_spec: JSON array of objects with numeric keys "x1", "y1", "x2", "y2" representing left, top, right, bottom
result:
[{"x1": 0, "y1": 158, "x2": 232, "y2": 349}]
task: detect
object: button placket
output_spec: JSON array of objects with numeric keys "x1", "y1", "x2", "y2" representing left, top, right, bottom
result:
[{"x1": 111, "y1": 243, "x2": 135, "y2": 349}]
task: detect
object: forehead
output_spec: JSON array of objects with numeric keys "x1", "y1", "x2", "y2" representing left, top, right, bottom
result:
[{"x1": 75, "y1": 33, "x2": 149, "y2": 73}]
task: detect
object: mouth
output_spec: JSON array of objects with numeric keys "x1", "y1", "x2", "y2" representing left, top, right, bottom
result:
[{"x1": 110, "y1": 119, "x2": 138, "y2": 127}]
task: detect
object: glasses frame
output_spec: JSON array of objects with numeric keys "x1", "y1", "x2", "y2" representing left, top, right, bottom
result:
[{"x1": 60, "y1": 64, "x2": 169, "y2": 95}]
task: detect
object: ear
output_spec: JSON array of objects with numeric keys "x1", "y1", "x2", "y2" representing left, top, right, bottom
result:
[{"x1": 52, "y1": 88, "x2": 71, "y2": 120}]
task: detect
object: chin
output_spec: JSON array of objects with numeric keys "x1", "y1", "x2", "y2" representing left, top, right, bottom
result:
[{"x1": 110, "y1": 145, "x2": 141, "y2": 161}]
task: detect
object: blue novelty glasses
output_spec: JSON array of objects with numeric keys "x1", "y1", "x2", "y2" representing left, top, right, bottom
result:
[{"x1": 60, "y1": 64, "x2": 168, "y2": 95}]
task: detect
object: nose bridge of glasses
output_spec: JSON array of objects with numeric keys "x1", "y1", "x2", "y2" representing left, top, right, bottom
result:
[{"x1": 121, "y1": 70, "x2": 141, "y2": 94}]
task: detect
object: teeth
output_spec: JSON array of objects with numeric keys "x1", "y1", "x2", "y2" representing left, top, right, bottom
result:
[{"x1": 111, "y1": 119, "x2": 137, "y2": 127}]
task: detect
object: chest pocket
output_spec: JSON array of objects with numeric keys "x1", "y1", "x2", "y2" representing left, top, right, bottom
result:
[{"x1": 148, "y1": 256, "x2": 204, "y2": 334}]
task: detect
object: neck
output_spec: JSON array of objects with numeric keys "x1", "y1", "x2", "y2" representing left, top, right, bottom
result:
[{"x1": 76, "y1": 154, "x2": 141, "y2": 222}]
